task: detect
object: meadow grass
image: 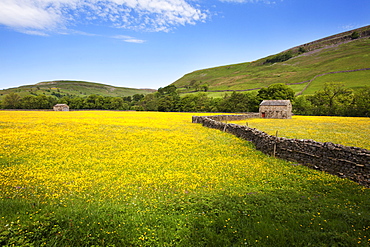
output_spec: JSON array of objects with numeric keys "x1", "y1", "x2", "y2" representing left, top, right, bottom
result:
[
  {"x1": 231, "y1": 116, "x2": 370, "y2": 150},
  {"x1": 0, "y1": 111, "x2": 369, "y2": 246},
  {"x1": 174, "y1": 38, "x2": 370, "y2": 95},
  {"x1": 302, "y1": 70, "x2": 370, "y2": 95}
]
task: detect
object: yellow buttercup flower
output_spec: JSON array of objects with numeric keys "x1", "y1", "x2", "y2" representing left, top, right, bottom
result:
[{"x1": 232, "y1": 115, "x2": 370, "y2": 150}]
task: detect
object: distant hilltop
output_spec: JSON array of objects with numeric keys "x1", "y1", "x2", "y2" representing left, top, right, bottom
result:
[
  {"x1": 171, "y1": 25, "x2": 370, "y2": 96},
  {"x1": 287, "y1": 25, "x2": 370, "y2": 52},
  {"x1": 0, "y1": 80, "x2": 156, "y2": 100}
]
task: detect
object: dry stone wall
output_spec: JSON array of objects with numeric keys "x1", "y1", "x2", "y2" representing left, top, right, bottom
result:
[{"x1": 192, "y1": 115, "x2": 370, "y2": 188}]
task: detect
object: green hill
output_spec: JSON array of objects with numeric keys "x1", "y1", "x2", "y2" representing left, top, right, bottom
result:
[
  {"x1": 172, "y1": 25, "x2": 370, "y2": 97},
  {"x1": 0, "y1": 80, "x2": 156, "y2": 100}
]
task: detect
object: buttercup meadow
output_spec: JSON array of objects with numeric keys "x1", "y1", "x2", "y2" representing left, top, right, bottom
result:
[{"x1": 0, "y1": 111, "x2": 369, "y2": 246}]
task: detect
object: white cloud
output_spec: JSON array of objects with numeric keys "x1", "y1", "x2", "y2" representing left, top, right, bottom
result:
[
  {"x1": 20, "y1": 29, "x2": 50, "y2": 36},
  {"x1": 340, "y1": 24, "x2": 368, "y2": 31},
  {"x1": 0, "y1": 0, "x2": 208, "y2": 34},
  {"x1": 0, "y1": 0, "x2": 64, "y2": 30},
  {"x1": 112, "y1": 35, "x2": 146, "y2": 43}
]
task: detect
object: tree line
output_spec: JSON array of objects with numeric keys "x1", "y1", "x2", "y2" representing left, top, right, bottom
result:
[
  {"x1": 1, "y1": 83, "x2": 369, "y2": 117},
  {"x1": 294, "y1": 83, "x2": 370, "y2": 117}
]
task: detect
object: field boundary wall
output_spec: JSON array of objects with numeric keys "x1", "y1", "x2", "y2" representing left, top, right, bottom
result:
[{"x1": 192, "y1": 114, "x2": 370, "y2": 188}]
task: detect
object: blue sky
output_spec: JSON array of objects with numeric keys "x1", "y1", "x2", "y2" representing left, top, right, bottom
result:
[{"x1": 0, "y1": 0, "x2": 369, "y2": 90}]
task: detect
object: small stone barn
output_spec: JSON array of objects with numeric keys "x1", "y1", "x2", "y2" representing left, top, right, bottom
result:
[
  {"x1": 259, "y1": 100, "x2": 292, "y2": 119},
  {"x1": 53, "y1": 104, "x2": 69, "y2": 111}
]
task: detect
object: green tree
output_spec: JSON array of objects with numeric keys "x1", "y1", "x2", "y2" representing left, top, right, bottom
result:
[
  {"x1": 3, "y1": 93, "x2": 21, "y2": 109},
  {"x1": 84, "y1": 94, "x2": 102, "y2": 109},
  {"x1": 20, "y1": 95, "x2": 54, "y2": 109},
  {"x1": 201, "y1": 84, "x2": 209, "y2": 92},
  {"x1": 257, "y1": 83, "x2": 295, "y2": 101},
  {"x1": 123, "y1": 96, "x2": 132, "y2": 102},
  {"x1": 293, "y1": 95, "x2": 313, "y2": 115},
  {"x1": 157, "y1": 96, "x2": 176, "y2": 112},
  {"x1": 179, "y1": 93, "x2": 212, "y2": 112},
  {"x1": 179, "y1": 95, "x2": 197, "y2": 112},
  {"x1": 34, "y1": 95, "x2": 55, "y2": 109},
  {"x1": 217, "y1": 91, "x2": 259, "y2": 112},
  {"x1": 194, "y1": 93, "x2": 212, "y2": 111},
  {"x1": 108, "y1": 97, "x2": 128, "y2": 110},
  {"x1": 138, "y1": 93, "x2": 158, "y2": 111},
  {"x1": 132, "y1": 94, "x2": 144, "y2": 102},
  {"x1": 58, "y1": 96, "x2": 71, "y2": 105},
  {"x1": 307, "y1": 82, "x2": 353, "y2": 115},
  {"x1": 59, "y1": 96, "x2": 84, "y2": 109},
  {"x1": 95, "y1": 95, "x2": 105, "y2": 109},
  {"x1": 156, "y1": 85, "x2": 180, "y2": 112},
  {"x1": 157, "y1": 85, "x2": 177, "y2": 96},
  {"x1": 20, "y1": 95, "x2": 37, "y2": 109},
  {"x1": 352, "y1": 87, "x2": 370, "y2": 116}
]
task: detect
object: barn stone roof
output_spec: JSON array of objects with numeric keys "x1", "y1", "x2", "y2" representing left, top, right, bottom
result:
[
  {"x1": 54, "y1": 104, "x2": 68, "y2": 107},
  {"x1": 260, "y1": 100, "x2": 291, "y2": 106}
]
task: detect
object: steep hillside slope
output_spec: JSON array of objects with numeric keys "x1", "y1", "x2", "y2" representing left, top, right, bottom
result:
[
  {"x1": 0, "y1": 80, "x2": 156, "y2": 100},
  {"x1": 173, "y1": 25, "x2": 370, "y2": 96}
]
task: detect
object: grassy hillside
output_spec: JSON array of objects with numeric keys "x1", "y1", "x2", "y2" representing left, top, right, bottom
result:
[
  {"x1": 173, "y1": 25, "x2": 370, "y2": 96},
  {"x1": 0, "y1": 80, "x2": 156, "y2": 100},
  {"x1": 300, "y1": 69, "x2": 370, "y2": 95}
]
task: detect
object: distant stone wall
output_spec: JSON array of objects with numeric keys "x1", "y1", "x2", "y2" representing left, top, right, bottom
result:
[
  {"x1": 200, "y1": 113, "x2": 260, "y2": 122},
  {"x1": 192, "y1": 115, "x2": 370, "y2": 188},
  {"x1": 290, "y1": 26, "x2": 370, "y2": 52}
]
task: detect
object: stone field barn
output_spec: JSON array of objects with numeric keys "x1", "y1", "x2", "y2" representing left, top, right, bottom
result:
[
  {"x1": 53, "y1": 104, "x2": 69, "y2": 111},
  {"x1": 259, "y1": 100, "x2": 292, "y2": 119}
]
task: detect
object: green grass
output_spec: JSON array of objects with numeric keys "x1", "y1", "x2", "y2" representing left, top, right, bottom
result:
[
  {"x1": 0, "y1": 80, "x2": 156, "y2": 100},
  {"x1": 174, "y1": 38, "x2": 370, "y2": 97},
  {"x1": 2, "y1": 181, "x2": 369, "y2": 246},
  {"x1": 302, "y1": 69, "x2": 370, "y2": 95},
  {"x1": 179, "y1": 90, "x2": 250, "y2": 98}
]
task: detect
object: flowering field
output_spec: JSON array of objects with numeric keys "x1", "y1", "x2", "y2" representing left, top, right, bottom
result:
[
  {"x1": 0, "y1": 111, "x2": 369, "y2": 246},
  {"x1": 231, "y1": 116, "x2": 370, "y2": 150}
]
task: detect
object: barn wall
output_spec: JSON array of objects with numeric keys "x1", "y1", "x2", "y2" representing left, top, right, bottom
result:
[
  {"x1": 259, "y1": 105, "x2": 292, "y2": 119},
  {"x1": 192, "y1": 115, "x2": 370, "y2": 188},
  {"x1": 53, "y1": 105, "x2": 69, "y2": 111}
]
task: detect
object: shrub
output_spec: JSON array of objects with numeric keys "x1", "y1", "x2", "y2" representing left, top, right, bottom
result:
[
  {"x1": 351, "y1": 31, "x2": 360, "y2": 39},
  {"x1": 264, "y1": 52, "x2": 293, "y2": 64}
]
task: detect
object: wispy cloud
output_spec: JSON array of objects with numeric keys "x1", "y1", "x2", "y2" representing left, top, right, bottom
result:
[
  {"x1": 20, "y1": 29, "x2": 50, "y2": 36},
  {"x1": 340, "y1": 24, "x2": 366, "y2": 31},
  {"x1": 0, "y1": 0, "x2": 277, "y2": 36},
  {"x1": 112, "y1": 35, "x2": 146, "y2": 43},
  {"x1": 0, "y1": 0, "x2": 208, "y2": 35},
  {"x1": 0, "y1": 0, "x2": 64, "y2": 32}
]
